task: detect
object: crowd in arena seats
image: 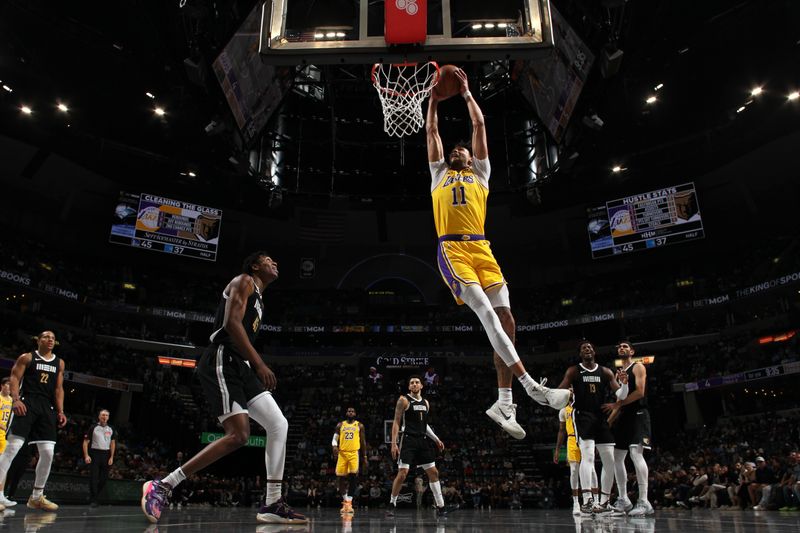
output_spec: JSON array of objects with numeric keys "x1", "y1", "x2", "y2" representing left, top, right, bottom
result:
[{"x1": 1, "y1": 233, "x2": 800, "y2": 509}]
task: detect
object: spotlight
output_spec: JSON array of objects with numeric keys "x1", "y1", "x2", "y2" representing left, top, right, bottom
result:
[
  {"x1": 2, "y1": 85, "x2": 12, "y2": 93},
  {"x1": 611, "y1": 165, "x2": 625, "y2": 173},
  {"x1": 646, "y1": 95, "x2": 657, "y2": 104},
  {"x1": 146, "y1": 92, "x2": 155, "y2": 99},
  {"x1": 498, "y1": 22, "x2": 508, "y2": 29},
  {"x1": 188, "y1": 171, "x2": 196, "y2": 177},
  {"x1": 484, "y1": 23, "x2": 495, "y2": 29},
  {"x1": 57, "y1": 103, "x2": 69, "y2": 112},
  {"x1": 472, "y1": 24, "x2": 482, "y2": 30},
  {"x1": 325, "y1": 32, "x2": 335, "y2": 38},
  {"x1": 788, "y1": 91, "x2": 799, "y2": 101},
  {"x1": 314, "y1": 33, "x2": 324, "y2": 39},
  {"x1": 654, "y1": 83, "x2": 664, "y2": 91},
  {"x1": 335, "y1": 32, "x2": 345, "y2": 38},
  {"x1": 750, "y1": 86, "x2": 763, "y2": 97},
  {"x1": 20, "y1": 105, "x2": 32, "y2": 115},
  {"x1": 154, "y1": 107, "x2": 166, "y2": 116},
  {"x1": 736, "y1": 106, "x2": 746, "y2": 113}
]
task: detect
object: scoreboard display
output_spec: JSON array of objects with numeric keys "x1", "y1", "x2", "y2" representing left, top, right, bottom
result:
[
  {"x1": 110, "y1": 192, "x2": 222, "y2": 261},
  {"x1": 588, "y1": 183, "x2": 704, "y2": 259}
]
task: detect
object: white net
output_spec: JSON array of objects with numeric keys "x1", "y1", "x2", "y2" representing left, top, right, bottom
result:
[{"x1": 371, "y1": 61, "x2": 440, "y2": 138}]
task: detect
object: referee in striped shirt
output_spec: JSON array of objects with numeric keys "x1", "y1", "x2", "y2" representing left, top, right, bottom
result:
[{"x1": 83, "y1": 409, "x2": 116, "y2": 506}]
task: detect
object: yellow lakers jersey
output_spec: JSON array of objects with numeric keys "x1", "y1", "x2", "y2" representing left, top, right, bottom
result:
[
  {"x1": 565, "y1": 405, "x2": 575, "y2": 437},
  {"x1": 430, "y1": 159, "x2": 490, "y2": 237},
  {"x1": 338, "y1": 420, "x2": 361, "y2": 452},
  {"x1": 0, "y1": 396, "x2": 12, "y2": 432}
]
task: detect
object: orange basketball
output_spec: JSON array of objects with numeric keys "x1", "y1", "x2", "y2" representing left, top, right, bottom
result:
[{"x1": 432, "y1": 64, "x2": 462, "y2": 100}]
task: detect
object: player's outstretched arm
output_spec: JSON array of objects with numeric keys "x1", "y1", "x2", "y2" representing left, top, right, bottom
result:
[
  {"x1": 426, "y1": 95, "x2": 444, "y2": 162},
  {"x1": 454, "y1": 68, "x2": 487, "y2": 160}
]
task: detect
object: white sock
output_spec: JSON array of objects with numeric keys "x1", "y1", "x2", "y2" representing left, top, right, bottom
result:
[
  {"x1": 517, "y1": 372, "x2": 536, "y2": 391},
  {"x1": 498, "y1": 387, "x2": 513, "y2": 406},
  {"x1": 163, "y1": 467, "x2": 186, "y2": 488},
  {"x1": 390, "y1": 494, "x2": 398, "y2": 505},
  {"x1": 0, "y1": 491, "x2": 4, "y2": 499},
  {"x1": 266, "y1": 482, "x2": 282, "y2": 505},
  {"x1": 34, "y1": 442, "x2": 55, "y2": 493},
  {"x1": 573, "y1": 495, "x2": 579, "y2": 504},
  {"x1": 247, "y1": 393, "x2": 288, "y2": 505},
  {"x1": 32, "y1": 487, "x2": 43, "y2": 499},
  {"x1": 430, "y1": 481, "x2": 444, "y2": 508},
  {"x1": 345, "y1": 495, "x2": 352, "y2": 502}
]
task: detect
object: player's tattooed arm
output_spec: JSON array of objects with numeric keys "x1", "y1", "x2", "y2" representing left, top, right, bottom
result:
[{"x1": 390, "y1": 396, "x2": 409, "y2": 460}]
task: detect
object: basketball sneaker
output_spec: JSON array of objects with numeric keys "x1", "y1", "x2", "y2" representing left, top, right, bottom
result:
[
  {"x1": 436, "y1": 503, "x2": 459, "y2": 518},
  {"x1": 0, "y1": 494, "x2": 16, "y2": 507},
  {"x1": 27, "y1": 494, "x2": 58, "y2": 511},
  {"x1": 340, "y1": 499, "x2": 354, "y2": 515},
  {"x1": 572, "y1": 500, "x2": 581, "y2": 516},
  {"x1": 611, "y1": 497, "x2": 633, "y2": 515},
  {"x1": 256, "y1": 498, "x2": 309, "y2": 524},
  {"x1": 627, "y1": 500, "x2": 654, "y2": 517},
  {"x1": 592, "y1": 500, "x2": 612, "y2": 514},
  {"x1": 141, "y1": 479, "x2": 172, "y2": 524},
  {"x1": 486, "y1": 401, "x2": 526, "y2": 439},
  {"x1": 525, "y1": 378, "x2": 571, "y2": 410},
  {"x1": 384, "y1": 504, "x2": 396, "y2": 518},
  {"x1": 580, "y1": 498, "x2": 595, "y2": 515}
]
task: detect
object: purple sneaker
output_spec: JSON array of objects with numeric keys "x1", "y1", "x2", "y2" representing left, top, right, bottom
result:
[
  {"x1": 256, "y1": 498, "x2": 309, "y2": 524},
  {"x1": 141, "y1": 479, "x2": 172, "y2": 524}
]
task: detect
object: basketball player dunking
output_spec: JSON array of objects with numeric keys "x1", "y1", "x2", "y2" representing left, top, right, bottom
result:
[
  {"x1": 426, "y1": 68, "x2": 569, "y2": 440},
  {"x1": 603, "y1": 340, "x2": 654, "y2": 516},
  {"x1": 141, "y1": 252, "x2": 306, "y2": 525},
  {"x1": 332, "y1": 406, "x2": 367, "y2": 516},
  {"x1": 386, "y1": 376, "x2": 456, "y2": 518},
  {"x1": 558, "y1": 341, "x2": 628, "y2": 514},
  {"x1": 0, "y1": 331, "x2": 67, "y2": 511}
]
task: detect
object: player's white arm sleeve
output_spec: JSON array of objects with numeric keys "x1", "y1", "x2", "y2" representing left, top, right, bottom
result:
[
  {"x1": 331, "y1": 434, "x2": 339, "y2": 446},
  {"x1": 615, "y1": 382, "x2": 629, "y2": 400},
  {"x1": 426, "y1": 425, "x2": 441, "y2": 443}
]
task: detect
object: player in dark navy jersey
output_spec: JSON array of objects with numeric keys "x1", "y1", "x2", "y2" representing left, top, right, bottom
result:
[
  {"x1": 142, "y1": 252, "x2": 306, "y2": 525},
  {"x1": 558, "y1": 341, "x2": 628, "y2": 514},
  {"x1": 603, "y1": 340, "x2": 654, "y2": 516},
  {"x1": 386, "y1": 375, "x2": 457, "y2": 518},
  {"x1": 0, "y1": 331, "x2": 66, "y2": 511}
]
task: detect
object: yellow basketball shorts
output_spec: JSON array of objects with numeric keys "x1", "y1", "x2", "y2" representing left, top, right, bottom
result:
[
  {"x1": 436, "y1": 238, "x2": 505, "y2": 305},
  {"x1": 0, "y1": 431, "x2": 7, "y2": 454},
  {"x1": 336, "y1": 450, "x2": 360, "y2": 476},
  {"x1": 567, "y1": 436, "x2": 581, "y2": 463}
]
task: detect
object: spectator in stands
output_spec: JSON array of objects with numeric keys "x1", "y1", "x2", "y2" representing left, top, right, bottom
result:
[{"x1": 750, "y1": 456, "x2": 776, "y2": 510}]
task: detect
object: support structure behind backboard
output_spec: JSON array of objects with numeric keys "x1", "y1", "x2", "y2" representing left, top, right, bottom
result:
[{"x1": 260, "y1": 0, "x2": 553, "y2": 65}]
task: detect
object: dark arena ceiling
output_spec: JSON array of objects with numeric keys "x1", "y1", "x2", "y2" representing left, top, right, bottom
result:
[{"x1": 0, "y1": 0, "x2": 798, "y2": 216}]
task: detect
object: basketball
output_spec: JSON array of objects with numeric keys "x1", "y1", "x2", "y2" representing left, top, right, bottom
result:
[{"x1": 432, "y1": 64, "x2": 462, "y2": 100}]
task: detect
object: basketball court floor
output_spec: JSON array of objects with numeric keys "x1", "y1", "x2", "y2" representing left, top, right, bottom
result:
[{"x1": 4, "y1": 506, "x2": 799, "y2": 532}]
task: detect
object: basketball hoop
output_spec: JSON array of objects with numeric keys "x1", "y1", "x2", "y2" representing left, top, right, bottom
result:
[{"x1": 371, "y1": 61, "x2": 440, "y2": 138}]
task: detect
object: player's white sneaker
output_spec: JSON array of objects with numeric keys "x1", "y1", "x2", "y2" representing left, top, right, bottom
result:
[
  {"x1": 526, "y1": 378, "x2": 571, "y2": 410},
  {"x1": 627, "y1": 500, "x2": 654, "y2": 517},
  {"x1": 486, "y1": 401, "x2": 526, "y2": 439},
  {"x1": 611, "y1": 497, "x2": 633, "y2": 515},
  {"x1": 0, "y1": 495, "x2": 16, "y2": 508}
]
